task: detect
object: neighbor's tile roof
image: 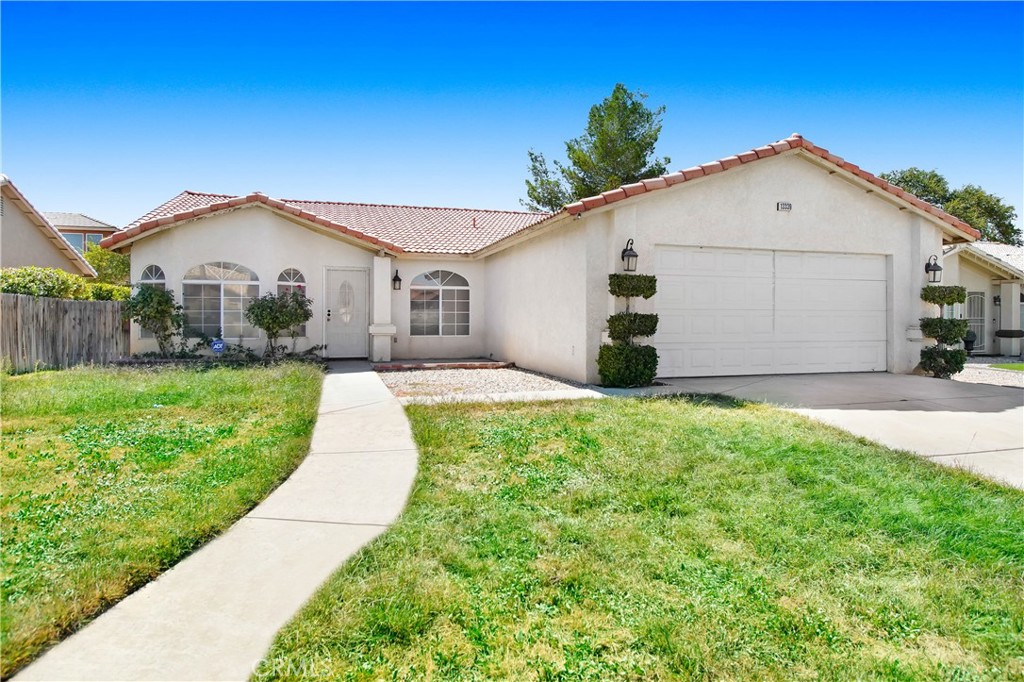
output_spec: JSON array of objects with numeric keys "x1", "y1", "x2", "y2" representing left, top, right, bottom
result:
[
  {"x1": 42, "y1": 212, "x2": 116, "y2": 230},
  {"x1": 562, "y1": 133, "x2": 981, "y2": 241},
  {"x1": 109, "y1": 191, "x2": 550, "y2": 254},
  {"x1": 970, "y1": 241, "x2": 1024, "y2": 276}
]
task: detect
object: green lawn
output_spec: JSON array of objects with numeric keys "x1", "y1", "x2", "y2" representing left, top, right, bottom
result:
[
  {"x1": 990, "y1": 363, "x2": 1024, "y2": 372},
  {"x1": 260, "y1": 397, "x2": 1023, "y2": 681},
  {"x1": 0, "y1": 363, "x2": 323, "y2": 677}
]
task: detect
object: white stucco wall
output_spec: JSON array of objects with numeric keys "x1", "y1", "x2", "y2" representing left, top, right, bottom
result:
[
  {"x1": 390, "y1": 258, "x2": 487, "y2": 359},
  {"x1": 530, "y1": 152, "x2": 948, "y2": 382},
  {"x1": 126, "y1": 206, "x2": 378, "y2": 355},
  {"x1": 952, "y1": 256, "x2": 1001, "y2": 353},
  {"x1": 1, "y1": 194, "x2": 84, "y2": 273},
  {"x1": 483, "y1": 218, "x2": 594, "y2": 382}
]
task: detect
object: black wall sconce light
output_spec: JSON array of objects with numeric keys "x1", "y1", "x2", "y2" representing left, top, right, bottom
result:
[
  {"x1": 925, "y1": 255, "x2": 943, "y2": 283},
  {"x1": 621, "y1": 239, "x2": 638, "y2": 272},
  {"x1": 392, "y1": 270, "x2": 402, "y2": 291}
]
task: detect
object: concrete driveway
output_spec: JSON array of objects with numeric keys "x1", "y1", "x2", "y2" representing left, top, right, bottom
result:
[{"x1": 659, "y1": 372, "x2": 1024, "y2": 489}]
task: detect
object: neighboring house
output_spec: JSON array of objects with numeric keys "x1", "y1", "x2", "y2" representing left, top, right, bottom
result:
[
  {"x1": 1, "y1": 176, "x2": 96, "y2": 277},
  {"x1": 102, "y1": 134, "x2": 980, "y2": 383},
  {"x1": 943, "y1": 241, "x2": 1023, "y2": 357},
  {"x1": 42, "y1": 212, "x2": 118, "y2": 254}
]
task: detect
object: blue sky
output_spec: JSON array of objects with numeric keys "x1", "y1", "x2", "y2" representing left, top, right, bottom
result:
[{"x1": 2, "y1": 1, "x2": 1022, "y2": 228}]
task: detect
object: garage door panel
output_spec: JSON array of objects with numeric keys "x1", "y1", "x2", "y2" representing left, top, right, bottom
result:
[
  {"x1": 654, "y1": 246, "x2": 888, "y2": 377},
  {"x1": 776, "y1": 252, "x2": 886, "y2": 280}
]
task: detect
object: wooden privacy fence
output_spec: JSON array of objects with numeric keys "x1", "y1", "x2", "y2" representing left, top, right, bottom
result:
[{"x1": 1, "y1": 293, "x2": 128, "y2": 373}]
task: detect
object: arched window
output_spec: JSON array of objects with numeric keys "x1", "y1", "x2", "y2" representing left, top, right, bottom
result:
[
  {"x1": 182, "y1": 262, "x2": 260, "y2": 339},
  {"x1": 140, "y1": 265, "x2": 166, "y2": 286},
  {"x1": 139, "y1": 265, "x2": 166, "y2": 339},
  {"x1": 278, "y1": 268, "x2": 307, "y2": 337},
  {"x1": 410, "y1": 270, "x2": 469, "y2": 336}
]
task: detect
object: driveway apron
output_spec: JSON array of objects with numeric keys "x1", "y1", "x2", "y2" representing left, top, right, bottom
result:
[
  {"x1": 660, "y1": 372, "x2": 1024, "y2": 489},
  {"x1": 15, "y1": 361, "x2": 418, "y2": 681}
]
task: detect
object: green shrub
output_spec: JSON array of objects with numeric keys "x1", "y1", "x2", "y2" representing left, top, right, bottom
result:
[
  {"x1": 0, "y1": 267, "x2": 90, "y2": 299},
  {"x1": 920, "y1": 285, "x2": 967, "y2": 307},
  {"x1": 607, "y1": 312, "x2": 659, "y2": 343},
  {"x1": 919, "y1": 317, "x2": 970, "y2": 345},
  {"x1": 608, "y1": 274, "x2": 657, "y2": 299},
  {"x1": 245, "y1": 291, "x2": 314, "y2": 358},
  {"x1": 597, "y1": 344, "x2": 659, "y2": 387},
  {"x1": 122, "y1": 285, "x2": 187, "y2": 358},
  {"x1": 920, "y1": 346, "x2": 967, "y2": 379},
  {"x1": 88, "y1": 283, "x2": 131, "y2": 301}
]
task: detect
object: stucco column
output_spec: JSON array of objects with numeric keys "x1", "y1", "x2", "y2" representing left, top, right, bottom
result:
[
  {"x1": 999, "y1": 281, "x2": 1021, "y2": 356},
  {"x1": 369, "y1": 255, "x2": 396, "y2": 361}
]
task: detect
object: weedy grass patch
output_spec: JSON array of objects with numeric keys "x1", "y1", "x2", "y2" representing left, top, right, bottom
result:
[
  {"x1": 259, "y1": 397, "x2": 1024, "y2": 681},
  {"x1": 0, "y1": 363, "x2": 323, "y2": 676}
]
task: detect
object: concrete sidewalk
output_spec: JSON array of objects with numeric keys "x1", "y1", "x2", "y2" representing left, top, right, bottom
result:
[
  {"x1": 16, "y1": 362, "x2": 418, "y2": 681},
  {"x1": 659, "y1": 372, "x2": 1024, "y2": 489}
]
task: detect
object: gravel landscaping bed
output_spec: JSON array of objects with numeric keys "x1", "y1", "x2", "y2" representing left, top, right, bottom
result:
[
  {"x1": 954, "y1": 356, "x2": 1024, "y2": 389},
  {"x1": 378, "y1": 367, "x2": 586, "y2": 397}
]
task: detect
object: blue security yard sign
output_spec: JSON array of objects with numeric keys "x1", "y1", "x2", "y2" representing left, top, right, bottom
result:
[{"x1": 211, "y1": 338, "x2": 226, "y2": 354}]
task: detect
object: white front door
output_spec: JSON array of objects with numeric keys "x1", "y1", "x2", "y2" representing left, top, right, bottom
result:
[
  {"x1": 324, "y1": 267, "x2": 369, "y2": 358},
  {"x1": 653, "y1": 246, "x2": 888, "y2": 377}
]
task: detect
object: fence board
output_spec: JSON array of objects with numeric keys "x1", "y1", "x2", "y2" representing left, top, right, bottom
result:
[{"x1": 1, "y1": 293, "x2": 126, "y2": 373}]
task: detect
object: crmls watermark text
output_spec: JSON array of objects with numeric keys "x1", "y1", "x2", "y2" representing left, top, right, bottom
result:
[{"x1": 252, "y1": 656, "x2": 334, "y2": 679}]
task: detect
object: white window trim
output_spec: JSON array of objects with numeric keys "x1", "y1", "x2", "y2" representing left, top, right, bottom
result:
[
  {"x1": 182, "y1": 263, "x2": 261, "y2": 340},
  {"x1": 410, "y1": 270, "x2": 470, "y2": 337}
]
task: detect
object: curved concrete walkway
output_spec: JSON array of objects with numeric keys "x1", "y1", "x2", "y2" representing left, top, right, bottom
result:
[{"x1": 16, "y1": 362, "x2": 418, "y2": 681}]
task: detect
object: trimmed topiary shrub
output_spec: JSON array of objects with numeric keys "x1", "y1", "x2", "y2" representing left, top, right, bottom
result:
[
  {"x1": 0, "y1": 266, "x2": 90, "y2": 299},
  {"x1": 920, "y1": 346, "x2": 967, "y2": 379},
  {"x1": 607, "y1": 312, "x2": 659, "y2": 343},
  {"x1": 88, "y1": 283, "x2": 131, "y2": 301},
  {"x1": 919, "y1": 318, "x2": 969, "y2": 346},
  {"x1": 921, "y1": 285, "x2": 967, "y2": 307},
  {"x1": 608, "y1": 274, "x2": 657, "y2": 299},
  {"x1": 597, "y1": 344, "x2": 659, "y2": 387},
  {"x1": 919, "y1": 285, "x2": 967, "y2": 379}
]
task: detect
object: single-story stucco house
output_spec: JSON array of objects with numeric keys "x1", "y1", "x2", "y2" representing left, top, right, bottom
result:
[
  {"x1": 942, "y1": 241, "x2": 1023, "y2": 357},
  {"x1": 102, "y1": 134, "x2": 988, "y2": 383},
  {"x1": 1, "y1": 176, "x2": 97, "y2": 278}
]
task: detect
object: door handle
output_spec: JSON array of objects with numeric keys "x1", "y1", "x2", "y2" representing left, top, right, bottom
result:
[{"x1": 326, "y1": 309, "x2": 332, "y2": 321}]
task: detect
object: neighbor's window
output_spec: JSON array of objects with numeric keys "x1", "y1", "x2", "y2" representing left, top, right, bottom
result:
[
  {"x1": 277, "y1": 268, "x2": 307, "y2": 337},
  {"x1": 85, "y1": 233, "x2": 104, "y2": 247},
  {"x1": 410, "y1": 270, "x2": 469, "y2": 336},
  {"x1": 61, "y1": 232, "x2": 85, "y2": 252},
  {"x1": 139, "y1": 265, "x2": 166, "y2": 339},
  {"x1": 182, "y1": 262, "x2": 259, "y2": 339}
]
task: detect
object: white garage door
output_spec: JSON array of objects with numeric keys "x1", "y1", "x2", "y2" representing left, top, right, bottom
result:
[{"x1": 653, "y1": 246, "x2": 887, "y2": 377}]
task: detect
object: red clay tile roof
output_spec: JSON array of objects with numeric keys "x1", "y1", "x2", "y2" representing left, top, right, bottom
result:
[
  {"x1": 105, "y1": 134, "x2": 980, "y2": 254},
  {"x1": 562, "y1": 133, "x2": 981, "y2": 241},
  {"x1": 106, "y1": 191, "x2": 550, "y2": 254}
]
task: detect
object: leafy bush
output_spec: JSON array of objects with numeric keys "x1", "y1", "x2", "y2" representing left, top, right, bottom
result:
[
  {"x1": 608, "y1": 274, "x2": 657, "y2": 299},
  {"x1": 597, "y1": 344, "x2": 659, "y2": 387},
  {"x1": 920, "y1": 346, "x2": 967, "y2": 379},
  {"x1": 607, "y1": 312, "x2": 659, "y2": 344},
  {"x1": 88, "y1": 283, "x2": 131, "y2": 301},
  {"x1": 919, "y1": 317, "x2": 970, "y2": 345},
  {"x1": 122, "y1": 285, "x2": 187, "y2": 358},
  {"x1": 83, "y1": 243, "x2": 130, "y2": 285},
  {"x1": 0, "y1": 267, "x2": 89, "y2": 299},
  {"x1": 920, "y1": 285, "x2": 966, "y2": 307},
  {"x1": 245, "y1": 291, "x2": 314, "y2": 358}
]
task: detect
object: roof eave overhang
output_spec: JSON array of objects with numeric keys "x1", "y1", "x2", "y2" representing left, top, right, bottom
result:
[
  {"x1": 1, "y1": 180, "x2": 97, "y2": 277},
  {"x1": 954, "y1": 245, "x2": 1024, "y2": 281}
]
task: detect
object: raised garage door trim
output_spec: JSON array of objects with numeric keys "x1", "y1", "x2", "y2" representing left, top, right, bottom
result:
[{"x1": 653, "y1": 246, "x2": 887, "y2": 377}]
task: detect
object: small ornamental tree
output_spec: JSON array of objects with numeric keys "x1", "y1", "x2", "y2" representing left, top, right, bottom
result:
[
  {"x1": 598, "y1": 273, "x2": 659, "y2": 387},
  {"x1": 244, "y1": 291, "x2": 314, "y2": 359},
  {"x1": 919, "y1": 285, "x2": 968, "y2": 379},
  {"x1": 83, "y1": 243, "x2": 130, "y2": 285},
  {"x1": 122, "y1": 284, "x2": 187, "y2": 358}
]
